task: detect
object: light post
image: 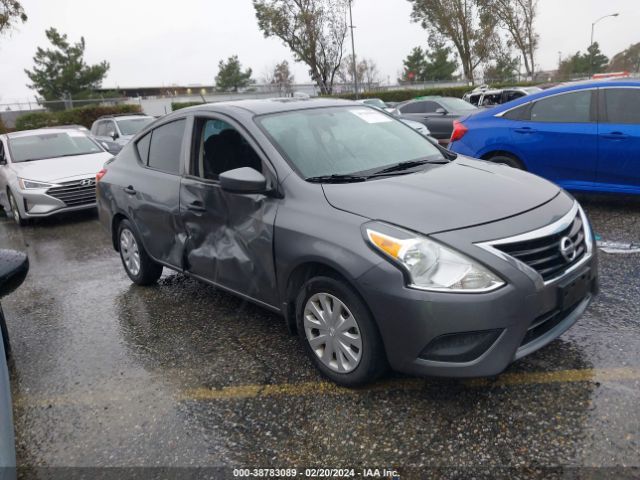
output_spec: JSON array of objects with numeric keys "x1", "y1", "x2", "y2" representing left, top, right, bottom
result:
[
  {"x1": 590, "y1": 13, "x2": 619, "y2": 76},
  {"x1": 348, "y1": 0, "x2": 358, "y2": 99}
]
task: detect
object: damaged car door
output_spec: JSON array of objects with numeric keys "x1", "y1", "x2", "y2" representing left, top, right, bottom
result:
[{"x1": 179, "y1": 116, "x2": 280, "y2": 308}]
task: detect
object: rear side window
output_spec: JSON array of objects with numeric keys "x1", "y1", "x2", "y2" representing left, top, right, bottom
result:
[
  {"x1": 604, "y1": 88, "x2": 640, "y2": 124},
  {"x1": 530, "y1": 91, "x2": 592, "y2": 123},
  {"x1": 136, "y1": 132, "x2": 151, "y2": 165},
  {"x1": 147, "y1": 120, "x2": 186, "y2": 174},
  {"x1": 502, "y1": 103, "x2": 532, "y2": 121}
]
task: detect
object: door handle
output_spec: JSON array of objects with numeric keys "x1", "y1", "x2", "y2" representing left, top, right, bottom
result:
[
  {"x1": 187, "y1": 201, "x2": 206, "y2": 212},
  {"x1": 123, "y1": 186, "x2": 136, "y2": 195},
  {"x1": 601, "y1": 132, "x2": 629, "y2": 140},
  {"x1": 514, "y1": 127, "x2": 537, "y2": 134}
]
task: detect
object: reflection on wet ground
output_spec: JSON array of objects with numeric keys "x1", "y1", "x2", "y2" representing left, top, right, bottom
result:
[{"x1": 0, "y1": 197, "x2": 638, "y2": 471}]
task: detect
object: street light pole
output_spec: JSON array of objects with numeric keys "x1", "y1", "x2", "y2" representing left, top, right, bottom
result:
[
  {"x1": 348, "y1": 0, "x2": 358, "y2": 99},
  {"x1": 590, "y1": 13, "x2": 619, "y2": 76}
]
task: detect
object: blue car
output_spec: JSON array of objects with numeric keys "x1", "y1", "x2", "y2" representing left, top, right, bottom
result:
[{"x1": 449, "y1": 80, "x2": 640, "y2": 195}]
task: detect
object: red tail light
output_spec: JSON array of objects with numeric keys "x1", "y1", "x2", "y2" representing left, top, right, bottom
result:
[
  {"x1": 450, "y1": 120, "x2": 468, "y2": 143},
  {"x1": 96, "y1": 168, "x2": 107, "y2": 182}
]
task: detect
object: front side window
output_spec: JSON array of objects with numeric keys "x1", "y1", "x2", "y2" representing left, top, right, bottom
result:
[
  {"x1": 8, "y1": 132, "x2": 103, "y2": 163},
  {"x1": 147, "y1": 119, "x2": 185, "y2": 174},
  {"x1": 259, "y1": 106, "x2": 444, "y2": 179},
  {"x1": 191, "y1": 118, "x2": 262, "y2": 181},
  {"x1": 530, "y1": 91, "x2": 592, "y2": 123},
  {"x1": 604, "y1": 88, "x2": 640, "y2": 124}
]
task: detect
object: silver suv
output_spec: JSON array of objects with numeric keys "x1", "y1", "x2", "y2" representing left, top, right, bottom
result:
[{"x1": 91, "y1": 114, "x2": 155, "y2": 147}]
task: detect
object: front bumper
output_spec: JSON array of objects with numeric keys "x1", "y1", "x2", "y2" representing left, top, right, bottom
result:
[
  {"x1": 15, "y1": 190, "x2": 96, "y2": 218},
  {"x1": 356, "y1": 197, "x2": 598, "y2": 378}
]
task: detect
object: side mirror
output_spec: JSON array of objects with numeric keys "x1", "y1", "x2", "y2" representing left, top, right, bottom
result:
[
  {"x1": 0, "y1": 250, "x2": 29, "y2": 299},
  {"x1": 109, "y1": 131, "x2": 119, "y2": 141},
  {"x1": 219, "y1": 167, "x2": 267, "y2": 194},
  {"x1": 435, "y1": 107, "x2": 448, "y2": 115}
]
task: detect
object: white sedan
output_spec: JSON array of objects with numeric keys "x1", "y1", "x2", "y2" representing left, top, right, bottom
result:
[{"x1": 0, "y1": 129, "x2": 113, "y2": 226}]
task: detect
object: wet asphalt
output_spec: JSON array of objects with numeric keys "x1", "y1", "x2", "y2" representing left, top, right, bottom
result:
[{"x1": 0, "y1": 194, "x2": 639, "y2": 477}]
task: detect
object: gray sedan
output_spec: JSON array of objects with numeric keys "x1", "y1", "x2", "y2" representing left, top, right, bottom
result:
[{"x1": 0, "y1": 129, "x2": 113, "y2": 225}]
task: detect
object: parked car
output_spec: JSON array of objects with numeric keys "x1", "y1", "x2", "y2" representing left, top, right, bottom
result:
[
  {"x1": 46, "y1": 124, "x2": 122, "y2": 154},
  {"x1": 0, "y1": 249, "x2": 29, "y2": 470},
  {"x1": 398, "y1": 118, "x2": 437, "y2": 141},
  {"x1": 449, "y1": 80, "x2": 640, "y2": 195},
  {"x1": 0, "y1": 129, "x2": 113, "y2": 225},
  {"x1": 98, "y1": 98, "x2": 598, "y2": 386},
  {"x1": 391, "y1": 96, "x2": 478, "y2": 145},
  {"x1": 463, "y1": 86, "x2": 542, "y2": 107},
  {"x1": 91, "y1": 113, "x2": 155, "y2": 147}
]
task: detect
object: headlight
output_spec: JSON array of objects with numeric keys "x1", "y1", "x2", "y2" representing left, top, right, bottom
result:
[
  {"x1": 18, "y1": 178, "x2": 54, "y2": 190},
  {"x1": 365, "y1": 227, "x2": 504, "y2": 292}
]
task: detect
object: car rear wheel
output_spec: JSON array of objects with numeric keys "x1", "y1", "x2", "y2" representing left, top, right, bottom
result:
[
  {"x1": 117, "y1": 219, "x2": 163, "y2": 286},
  {"x1": 487, "y1": 153, "x2": 524, "y2": 169},
  {"x1": 296, "y1": 276, "x2": 386, "y2": 386},
  {"x1": 7, "y1": 190, "x2": 27, "y2": 227}
]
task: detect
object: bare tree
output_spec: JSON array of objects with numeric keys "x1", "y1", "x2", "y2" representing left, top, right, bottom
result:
[
  {"x1": 272, "y1": 60, "x2": 295, "y2": 95},
  {"x1": 481, "y1": 0, "x2": 538, "y2": 78},
  {"x1": 337, "y1": 55, "x2": 380, "y2": 91},
  {"x1": 253, "y1": 0, "x2": 349, "y2": 94},
  {"x1": 0, "y1": 0, "x2": 27, "y2": 36},
  {"x1": 407, "y1": 0, "x2": 498, "y2": 83}
]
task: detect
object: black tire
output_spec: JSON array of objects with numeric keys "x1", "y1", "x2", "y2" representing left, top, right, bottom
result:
[
  {"x1": 486, "y1": 153, "x2": 525, "y2": 169},
  {"x1": 1, "y1": 307, "x2": 10, "y2": 360},
  {"x1": 7, "y1": 190, "x2": 28, "y2": 226},
  {"x1": 117, "y1": 219, "x2": 163, "y2": 286},
  {"x1": 295, "y1": 276, "x2": 387, "y2": 387}
]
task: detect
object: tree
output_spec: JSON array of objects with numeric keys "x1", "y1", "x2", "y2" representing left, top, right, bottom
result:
[
  {"x1": 272, "y1": 60, "x2": 294, "y2": 95},
  {"x1": 399, "y1": 47, "x2": 429, "y2": 83},
  {"x1": 407, "y1": 0, "x2": 498, "y2": 83},
  {"x1": 24, "y1": 28, "x2": 110, "y2": 101},
  {"x1": 481, "y1": 0, "x2": 538, "y2": 78},
  {"x1": 608, "y1": 42, "x2": 640, "y2": 73},
  {"x1": 253, "y1": 0, "x2": 349, "y2": 95},
  {"x1": 483, "y1": 51, "x2": 519, "y2": 82},
  {"x1": 215, "y1": 55, "x2": 254, "y2": 92},
  {"x1": 424, "y1": 41, "x2": 458, "y2": 81},
  {"x1": 361, "y1": 58, "x2": 380, "y2": 91},
  {"x1": 0, "y1": 0, "x2": 27, "y2": 36},
  {"x1": 337, "y1": 55, "x2": 380, "y2": 91},
  {"x1": 556, "y1": 43, "x2": 609, "y2": 79}
]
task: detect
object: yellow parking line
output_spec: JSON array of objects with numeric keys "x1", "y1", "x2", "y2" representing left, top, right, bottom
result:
[{"x1": 182, "y1": 367, "x2": 640, "y2": 402}]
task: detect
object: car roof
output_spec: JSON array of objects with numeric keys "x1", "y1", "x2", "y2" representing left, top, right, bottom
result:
[{"x1": 175, "y1": 97, "x2": 356, "y2": 116}]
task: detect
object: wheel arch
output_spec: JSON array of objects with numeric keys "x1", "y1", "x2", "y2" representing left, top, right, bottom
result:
[{"x1": 480, "y1": 150, "x2": 527, "y2": 169}]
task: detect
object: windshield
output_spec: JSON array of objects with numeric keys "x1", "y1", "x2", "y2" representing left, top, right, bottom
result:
[
  {"x1": 363, "y1": 99, "x2": 386, "y2": 109},
  {"x1": 8, "y1": 132, "x2": 103, "y2": 163},
  {"x1": 259, "y1": 106, "x2": 444, "y2": 178},
  {"x1": 437, "y1": 97, "x2": 478, "y2": 112},
  {"x1": 116, "y1": 118, "x2": 154, "y2": 136}
]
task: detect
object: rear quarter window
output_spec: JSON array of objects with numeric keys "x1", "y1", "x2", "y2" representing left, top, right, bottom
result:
[{"x1": 136, "y1": 132, "x2": 151, "y2": 165}]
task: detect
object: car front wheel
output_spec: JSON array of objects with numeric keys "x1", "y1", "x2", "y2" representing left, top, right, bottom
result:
[
  {"x1": 296, "y1": 276, "x2": 386, "y2": 386},
  {"x1": 117, "y1": 219, "x2": 163, "y2": 286},
  {"x1": 7, "y1": 190, "x2": 27, "y2": 226},
  {"x1": 487, "y1": 153, "x2": 524, "y2": 169}
]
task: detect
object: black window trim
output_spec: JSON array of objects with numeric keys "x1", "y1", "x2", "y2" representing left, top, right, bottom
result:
[
  {"x1": 183, "y1": 111, "x2": 278, "y2": 189},
  {"x1": 133, "y1": 116, "x2": 189, "y2": 176}
]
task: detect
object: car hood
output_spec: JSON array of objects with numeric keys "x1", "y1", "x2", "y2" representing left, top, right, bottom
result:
[
  {"x1": 9, "y1": 152, "x2": 112, "y2": 183},
  {"x1": 322, "y1": 157, "x2": 561, "y2": 235}
]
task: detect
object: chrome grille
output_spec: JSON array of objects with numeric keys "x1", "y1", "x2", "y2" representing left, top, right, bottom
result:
[
  {"x1": 46, "y1": 179, "x2": 96, "y2": 207},
  {"x1": 492, "y1": 212, "x2": 587, "y2": 282}
]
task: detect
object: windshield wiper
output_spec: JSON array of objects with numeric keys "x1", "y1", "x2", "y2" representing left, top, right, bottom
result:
[
  {"x1": 370, "y1": 157, "x2": 449, "y2": 176},
  {"x1": 306, "y1": 174, "x2": 368, "y2": 184}
]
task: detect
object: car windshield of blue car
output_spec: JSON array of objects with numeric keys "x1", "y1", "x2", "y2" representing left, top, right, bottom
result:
[
  {"x1": 258, "y1": 106, "x2": 445, "y2": 179},
  {"x1": 116, "y1": 118, "x2": 154, "y2": 136},
  {"x1": 9, "y1": 132, "x2": 104, "y2": 163}
]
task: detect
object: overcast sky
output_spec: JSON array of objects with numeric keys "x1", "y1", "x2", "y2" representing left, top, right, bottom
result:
[{"x1": 0, "y1": 0, "x2": 638, "y2": 102}]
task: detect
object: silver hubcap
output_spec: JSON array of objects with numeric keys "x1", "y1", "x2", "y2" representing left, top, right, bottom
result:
[
  {"x1": 304, "y1": 293, "x2": 362, "y2": 373},
  {"x1": 120, "y1": 229, "x2": 141, "y2": 276},
  {"x1": 8, "y1": 194, "x2": 20, "y2": 223}
]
